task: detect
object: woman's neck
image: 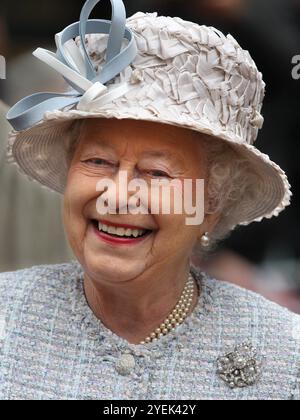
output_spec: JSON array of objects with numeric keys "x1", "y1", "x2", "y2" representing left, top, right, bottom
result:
[{"x1": 83, "y1": 264, "x2": 199, "y2": 345}]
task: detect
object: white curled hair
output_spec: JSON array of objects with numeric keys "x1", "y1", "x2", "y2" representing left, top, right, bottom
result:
[{"x1": 197, "y1": 134, "x2": 263, "y2": 253}]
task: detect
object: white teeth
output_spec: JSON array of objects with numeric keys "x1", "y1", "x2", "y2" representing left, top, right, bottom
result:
[
  {"x1": 108, "y1": 226, "x2": 115, "y2": 235},
  {"x1": 102, "y1": 224, "x2": 108, "y2": 232},
  {"x1": 116, "y1": 227, "x2": 125, "y2": 236},
  {"x1": 98, "y1": 222, "x2": 147, "y2": 238}
]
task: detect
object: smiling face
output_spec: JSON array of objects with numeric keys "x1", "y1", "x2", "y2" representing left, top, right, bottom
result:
[{"x1": 63, "y1": 118, "x2": 215, "y2": 283}]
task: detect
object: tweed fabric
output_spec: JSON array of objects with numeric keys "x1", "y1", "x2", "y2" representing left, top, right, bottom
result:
[{"x1": 0, "y1": 261, "x2": 299, "y2": 400}]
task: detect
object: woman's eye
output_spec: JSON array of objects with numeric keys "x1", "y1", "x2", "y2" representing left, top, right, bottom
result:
[
  {"x1": 148, "y1": 170, "x2": 170, "y2": 178},
  {"x1": 84, "y1": 158, "x2": 112, "y2": 166}
]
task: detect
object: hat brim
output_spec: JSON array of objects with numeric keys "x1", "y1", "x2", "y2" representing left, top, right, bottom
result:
[{"x1": 8, "y1": 110, "x2": 292, "y2": 229}]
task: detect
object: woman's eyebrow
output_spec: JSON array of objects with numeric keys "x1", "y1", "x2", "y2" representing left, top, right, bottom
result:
[
  {"x1": 140, "y1": 149, "x2": 184, "y2": 164},
  {"x1": 83, "y1": 138, "x2": 117, "y2": 155},
  {"x1": 93, "y1": 138, "x2": 115, "y2": 150}
]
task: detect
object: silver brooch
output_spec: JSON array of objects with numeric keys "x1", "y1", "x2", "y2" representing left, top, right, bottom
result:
[{"x1": 217, "y1": 342, "x2": 261, "y2": 389}]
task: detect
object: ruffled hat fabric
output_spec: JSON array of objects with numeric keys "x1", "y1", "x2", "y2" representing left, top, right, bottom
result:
[{"x1": 7, "y1": 12, "x2": 292, "y2": 231}]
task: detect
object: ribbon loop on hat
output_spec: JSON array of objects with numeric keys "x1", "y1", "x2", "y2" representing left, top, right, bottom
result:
[
  {"x1": 7, "y1": 0, "x2": 137, "y2": 132},
  {"x1": 79, "y1": 0, "x2": 126, "y2": 78}
]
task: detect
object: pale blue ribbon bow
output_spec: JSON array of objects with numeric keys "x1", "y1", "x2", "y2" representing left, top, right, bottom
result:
[{"x1": 6, "y1": 0, "x2": 138, "y2": 132}]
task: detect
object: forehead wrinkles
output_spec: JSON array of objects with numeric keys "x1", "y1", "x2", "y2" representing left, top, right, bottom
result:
[
  {"x1": 76, "y1": 120, "x2": 205, "y2": 170},
  {"x1": 77, "y1": 130, "x2": 139, "y2": 163}
]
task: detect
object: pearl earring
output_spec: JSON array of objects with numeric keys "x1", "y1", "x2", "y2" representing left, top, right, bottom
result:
[{"x1": 200, "y1": 232, "x2": 210, "y2": 247}]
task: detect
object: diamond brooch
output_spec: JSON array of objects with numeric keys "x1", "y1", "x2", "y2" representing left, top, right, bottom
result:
[{"x1": 217, "y1": 342, "x2": 262, "y2": 389}]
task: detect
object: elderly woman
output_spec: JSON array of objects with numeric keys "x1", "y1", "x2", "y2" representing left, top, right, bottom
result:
[{"x1": 1, "y1": 0, "x2": 299, "y2": 400}]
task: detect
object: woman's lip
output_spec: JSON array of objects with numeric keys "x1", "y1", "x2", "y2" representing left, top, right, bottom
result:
[
  {"x1": 98, "y1": 218, "x2": 152, "y2": 231},
  {"x1": 91, "y1": 223, "x2": 153, "y2": 246}
]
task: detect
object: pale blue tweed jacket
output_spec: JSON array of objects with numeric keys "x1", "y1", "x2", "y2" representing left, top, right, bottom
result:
[{"x1": 0, "y1": 261, "x2": 299, "y2": 400}]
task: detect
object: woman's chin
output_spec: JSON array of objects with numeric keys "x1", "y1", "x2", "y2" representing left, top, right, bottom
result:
[{"x1": 83, "y1": 252, "x2": 147, "y2": 283}]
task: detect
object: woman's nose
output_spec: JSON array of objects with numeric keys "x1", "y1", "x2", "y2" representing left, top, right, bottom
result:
[{"x1": 102, "y1": 165, "x2": 143, "y2": 214}]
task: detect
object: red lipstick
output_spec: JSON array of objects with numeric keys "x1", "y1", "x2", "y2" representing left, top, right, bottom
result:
[{"x1": 91, "y1": 221, "x2": 152, "y2": 246}]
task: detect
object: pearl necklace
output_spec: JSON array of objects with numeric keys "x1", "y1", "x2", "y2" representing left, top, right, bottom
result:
[{"x1": 140, "y1": 273, "x2": 196, "y2": 345}]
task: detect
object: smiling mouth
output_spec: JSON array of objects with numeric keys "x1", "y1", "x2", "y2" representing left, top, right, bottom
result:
[{"x1": 91, "y1": 220, "x2": 153, "y2": 239}]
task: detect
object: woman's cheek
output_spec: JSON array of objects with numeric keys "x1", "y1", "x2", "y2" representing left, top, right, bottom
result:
[{"x1": 66, "y1": 173, "x2": 99, "y2": 209}]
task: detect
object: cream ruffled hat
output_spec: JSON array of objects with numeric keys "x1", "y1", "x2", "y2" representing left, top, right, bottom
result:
[{"x1": 6, "y1": 0, "x2": 291, "y2": 230}]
